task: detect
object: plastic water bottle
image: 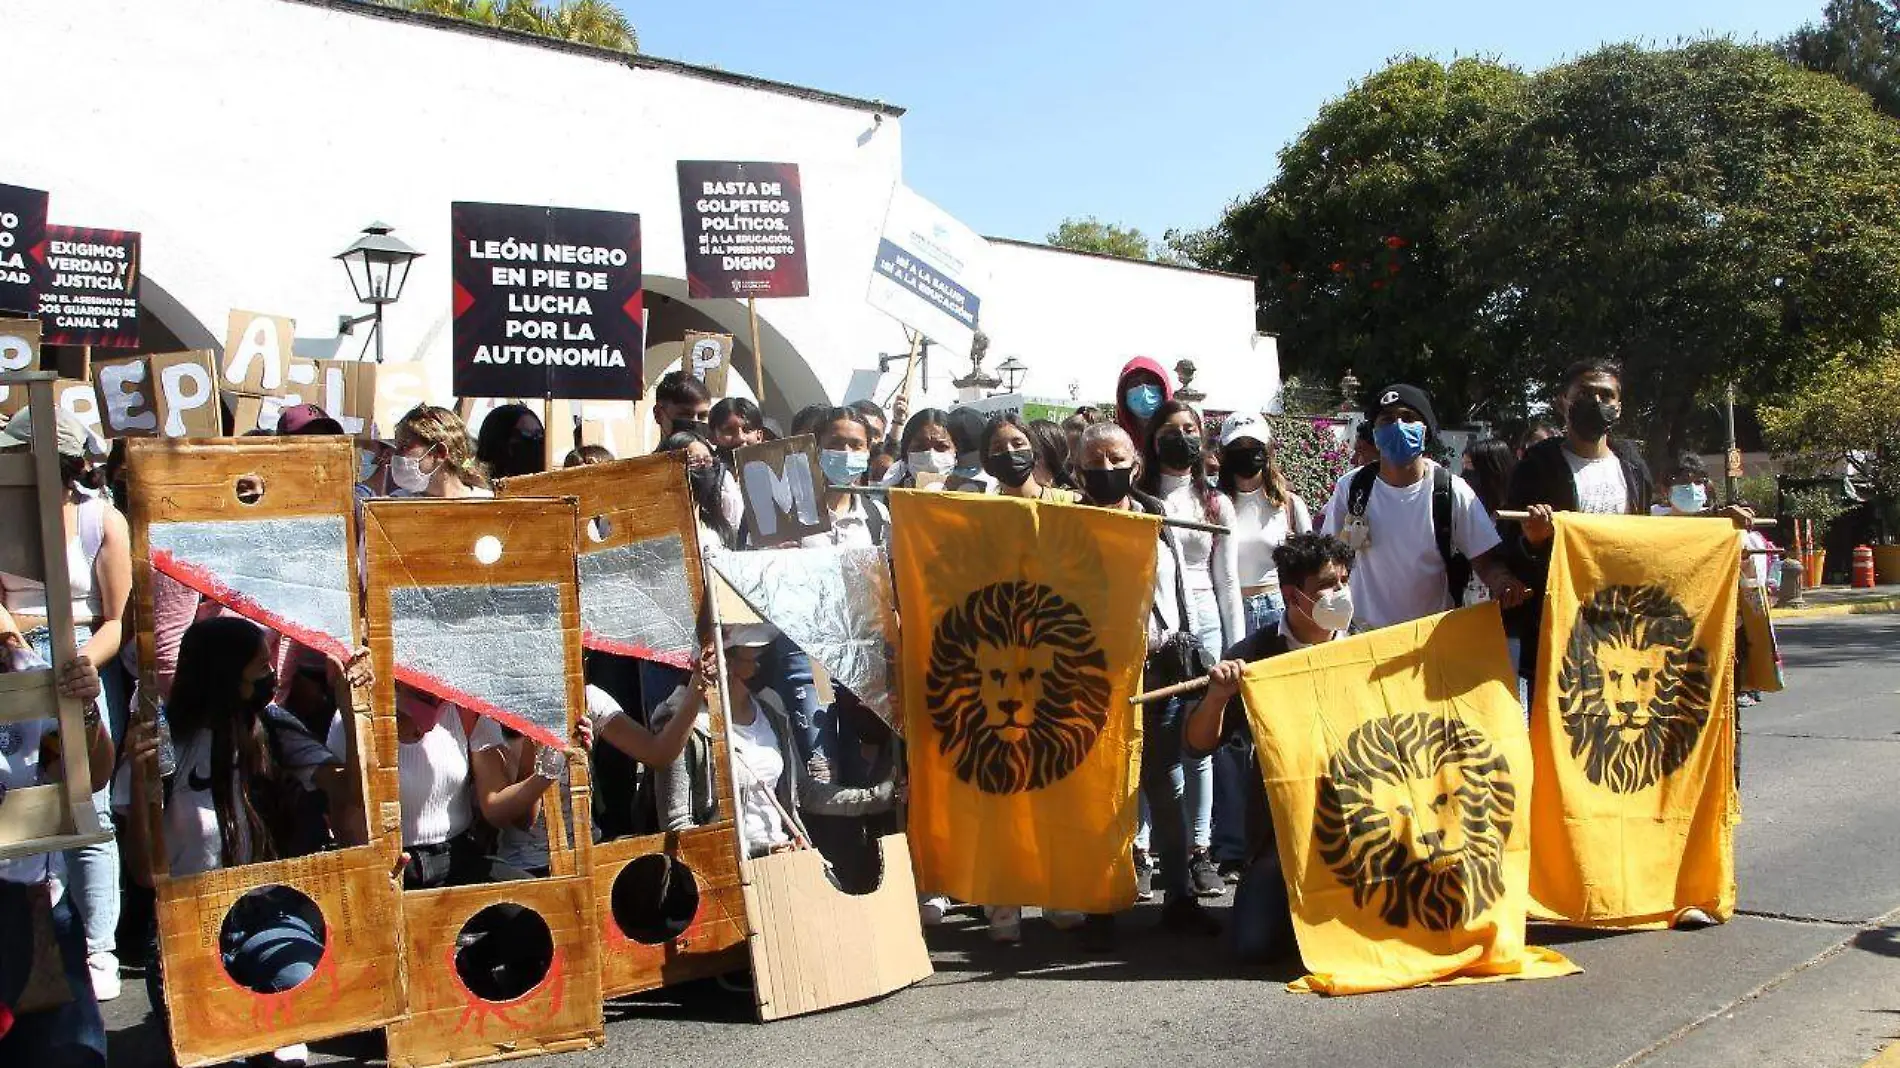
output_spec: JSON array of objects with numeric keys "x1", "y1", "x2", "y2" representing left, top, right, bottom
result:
[{"x1": 155, "y1": 713, "x2": 176, "y2": 779}]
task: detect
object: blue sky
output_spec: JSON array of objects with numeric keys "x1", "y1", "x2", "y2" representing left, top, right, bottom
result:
[{"x1": 626, "y1": 1, "x2": 1823, "y2": 245}]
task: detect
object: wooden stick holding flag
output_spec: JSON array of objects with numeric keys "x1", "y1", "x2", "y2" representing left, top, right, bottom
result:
[
  {"x1": 839, "y1": 485, "x2": 1231, "y2": 534},
  {"x1": 1496, "y1": 509, "x2": 1774, "y2": 528}
]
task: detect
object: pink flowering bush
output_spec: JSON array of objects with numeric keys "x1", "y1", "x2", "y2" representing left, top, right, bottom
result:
[{"x1": 1268, "y1": 415, "x2": 1353, "y2": 505}]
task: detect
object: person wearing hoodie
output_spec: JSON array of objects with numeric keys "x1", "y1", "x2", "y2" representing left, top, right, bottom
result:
[{"x1": 1114, "y1": 357, "x2": 1172, "y2": 452}]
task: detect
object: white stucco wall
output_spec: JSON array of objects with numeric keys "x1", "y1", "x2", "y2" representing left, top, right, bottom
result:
[
  {"x1": 957, "y1": 240, "x2": 1278, "y2": 415},
  {"x1": 9, "y1": 0, "x2": 1276, "y2": 428},
  {"x1": 9, "y1": 0, "x2": 909, "y2": 418}
]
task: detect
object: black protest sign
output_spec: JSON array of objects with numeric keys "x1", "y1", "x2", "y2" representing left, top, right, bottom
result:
[
  {"x1": 736, "y1": 434, "x2": 830, "y2": 545},
  {"x1": 677, "y1": 161, "x2": 809, "y2": 299},
  {"x1": 451, "y1": 201, "x2": 643, "y2": 401},
  {"x1": 0, "y1": 183, "x2": 47, "y2": 315},
  {"x1": 36, "y1": 225, "x2": 140, "y2": 348}
]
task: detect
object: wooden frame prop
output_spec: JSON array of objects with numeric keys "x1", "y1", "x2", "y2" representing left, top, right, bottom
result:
[
  {"x1": 124, "y1": 437, "x2": 403, "y2": 1066},
  {"x1": 499, "y1": 455, "x2": 748, "y2": 998},
  {"x1": 0, "y1": 373, "x2": 112, "y2": 862},
  {"x1": 364, "y1": 497, "x2": 604, "y2": 1068}
]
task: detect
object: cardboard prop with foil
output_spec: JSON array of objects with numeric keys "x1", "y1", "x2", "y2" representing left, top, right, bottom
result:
[
  {"x1": 0, "y1": 374, "x2": 113, "y2": 865},
  {"x1": 500, "y1": 456, "x2": 748, "y2": 998},
  {"x1": 124, "y1": 438, "x2": 403, "y2": 1066},
  {"x1": 364, "y1": 497, "x2": 604, "y2": 1067}
]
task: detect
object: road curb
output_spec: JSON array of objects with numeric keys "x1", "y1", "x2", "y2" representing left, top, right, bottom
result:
[{"x1": 1771, "y1": 595, "x2": 1900, "y2": 621}]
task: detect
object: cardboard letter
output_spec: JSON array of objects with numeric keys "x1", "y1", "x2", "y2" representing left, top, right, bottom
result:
[
  {"x1": 94, "y1": 356, "x2": 159, "y2": 437},
  {"x1": 148, "y1": 350, "x2": 223, "y2": 438},
  {"x1": 737, "y1": 435, "x2": 827, "y2": 544},
  {"x1": 222, "y1": 309, "x2": 294, "y2": 394}
]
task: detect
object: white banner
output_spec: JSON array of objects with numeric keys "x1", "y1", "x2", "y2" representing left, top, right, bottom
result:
[{"x1": 865, "y1": 184, "x2": 989, "y2": 359}]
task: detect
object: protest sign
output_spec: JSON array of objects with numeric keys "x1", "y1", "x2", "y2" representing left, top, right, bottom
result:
[
  {"x1": 683, "y1": 330, "x2": 733, "y2": 395},
  {"x1": 52, "y1": 377, "x2": 105, "y2": 445},
  {"x1": 676, "y1": 161, "x2": 810, "y2": 299},
  {"x1": 36, "y1": 225, "x2": 140, "y2": 348},
  {"x1": 0, "y1": 183, "x2": 48, "y2": 315},
  {"x1": 147, "y1": 350, "x2": 224, "y2": 438},
  {"x1": 264, "y1": 357, "x2": 378, "y2": 438},
  {"x1": 222, "y1": 309, "x2": 296, "y2": 396},
  {"x1": 735, "y1": 434, "x2": 828, "y2": 545},
  {"x1": 124, "y1": 438, "x2": 404, "y2": 1065},
  {"x1": 0, "y1": 318, "x2": 41, "y2": 417},
  {"x1": 451, "y1": 201, "x2": 643, "y2": 401},
  {"x1": 865, "y1": 184, "x2": 988, "y2": 359},
  {"x1": 94, "y1": 354, "x2": 158, "y2": 436}
]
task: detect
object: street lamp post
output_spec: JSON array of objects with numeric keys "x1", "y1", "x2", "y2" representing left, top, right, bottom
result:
[
  {"x1": 335, "y1": 222, "x2": 424, "y2": 364},
  {"x1": 997, "y1": 356, "x2": 1027, "y2": 395}
]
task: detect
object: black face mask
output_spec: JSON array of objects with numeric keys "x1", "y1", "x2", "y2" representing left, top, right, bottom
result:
[
  {"x1": 502, "y1": 433, "x2": 545, "y2": 477},
  {"x1": 673, "y1": 418, "x2": 711, "y2": 437},
  {"x1": 1569, "y1": 399, "x2": 1620, "y2": 440},
  {"x1": 1223, "y1": 446, "x2": 1266, "y2": 480},
  {"x1": 688, "y1": 464, "x2": 724, "y2": 502},
  {"x1": 1157, "y1": 431, "x2": 1203, "y2": 470},
  {"x1": 982, "y1": 449, "x2": 1036, "y2": 488},
  {"x1": 245, "y1": 670, "x2": 277, "y2": 714},
  {"x1": 1079, "y1": 466, "x2": 1135, "y2": 505},
  {"x1": 714, "y1": 444, "x2": 738, "y2": 469}
]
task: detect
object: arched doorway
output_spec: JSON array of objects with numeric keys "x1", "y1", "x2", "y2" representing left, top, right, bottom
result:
[{"x1": 640, "y1": 276, "x2": 825, "y2": 423}]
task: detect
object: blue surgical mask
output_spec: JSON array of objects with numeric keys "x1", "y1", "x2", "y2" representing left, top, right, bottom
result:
[
  {"x1": 819, "y1": 448, "x2": 869, "y2": 487},
  {"x1": 1124, "y1": 384, "x2": 1163, "y2": 420},
  {"x1": 1372, "y1": 420, "x2": 1427, "y2": 462},
  {"x1": 1669, "y1": 482, "x2": 1708, "y2": 513}
]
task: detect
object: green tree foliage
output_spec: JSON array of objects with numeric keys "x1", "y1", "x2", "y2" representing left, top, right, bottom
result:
[
  {"x1": 1759, "y1": 350, "x2": 1900, "y2": 534},
  {"x1": 1781, "y1": 0, "x2": 1900, "y2": 118},
  {"x1": 395, "y1": 0, "x2": 636, "y2": 52},
  {"x1": 1194, "y1": 43, "x2": 1900, "y2": 463},
  {"x1": 1047, "y1": 216, "x2": 1159, "y2": 261}
]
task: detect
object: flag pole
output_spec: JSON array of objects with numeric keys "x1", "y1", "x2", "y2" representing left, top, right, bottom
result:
[{"x1": 1494, "y1": 509, "x2": 1774, "y2": 529}]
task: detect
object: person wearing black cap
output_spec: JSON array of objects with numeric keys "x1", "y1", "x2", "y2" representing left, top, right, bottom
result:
[{"x1": 1319, "y1": 384, "x2": 1530, "y2": 629}]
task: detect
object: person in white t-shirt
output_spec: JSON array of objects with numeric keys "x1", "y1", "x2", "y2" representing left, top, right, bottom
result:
[{"x1": 1321, "y1": 384, "x2": 1530, "y2": 629}]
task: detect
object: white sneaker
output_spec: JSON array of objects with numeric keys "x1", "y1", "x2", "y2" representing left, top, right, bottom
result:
[
  {"x1": 87, "y1": 952, "x2": 121, "y2": 1002},
  {"x1": 985, "y1": 906, "x2": 1022, "y2": 943},
  {"x1": 1674, "y1": 907, "x2": 1718, "y2": 929},
  {"x1": 918, "y1": 894, "x2": 952, "y2": 927},
  {"x1": 272, "y1": 1043, "x2": 310, "y2": 1066},
  {"x1": 1045, "y1": 909, "x2": 1087, "y2": 931}
]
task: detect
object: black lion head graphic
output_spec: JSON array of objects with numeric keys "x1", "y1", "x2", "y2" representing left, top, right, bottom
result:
[
  {"x1": 1315, "y1": 713, "x2": 1514, "y2": 931},
  {"x1": 924, "y1": 581, "x2": 1112, "y2": 794},
  {"x1": 1557, "y1": 584, "x2": 1712, "y2": 794}
]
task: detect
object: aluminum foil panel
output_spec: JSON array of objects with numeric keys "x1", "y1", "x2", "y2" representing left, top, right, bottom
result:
[
  {"x1": 712, "y1": 547, "x2": 901, "y2": 732},
  {"x1": 576, "y1": 533, "x2": 695, "y2": 665},
  {"x1": 150, "y1": 516, "x2": 354, "y2": 660},
  {"x1": 390, "y1": 581, "x2": 568, "y2": 745}
]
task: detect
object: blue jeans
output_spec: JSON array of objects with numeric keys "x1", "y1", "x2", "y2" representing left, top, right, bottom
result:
[
  {"x1": 1142, "y1": 700, "x2": 1191, "y2": 902},
  {"x1": 1182, "y1": 590, "x2": 1224, "y2": 853},
  {"x1": 1230, "y1": 854, "x2": 1296, "y2": 964},
  {"x1": 27, "y1": 626, "x2": 120, "y2": 959},
  {"x1": 0, "y1": 881, "x2": 106, "y2": 1068},
  {"x1": 1242, "y1": 590, "x2": 1285, "y2": 638}
]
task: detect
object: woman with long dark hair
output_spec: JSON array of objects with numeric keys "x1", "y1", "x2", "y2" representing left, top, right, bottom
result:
[
  {"x1": 1135, "y1": 400, "x2": 1241, "y2": 899},
  {"x1": 660, "y1": 429, "x2": 738, "y2": 555},
  {"x1": 883, "y1": 408, "x2": 956, "y2": 489},
  {"x1": 981, "y1": 413, "x2": 1078, "y2": 504},
  {"x1": 1462, "y1": 437, "x2": 1517, "y2": 519},
  {"x1": 1215, "y1": 414, "x2": 1311, "y2": 637},
  {"x1": 474, "y1": 403, "x2": 546, "y2": 481}
]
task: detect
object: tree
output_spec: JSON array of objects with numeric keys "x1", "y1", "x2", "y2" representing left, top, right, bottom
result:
[
  {"x1": 1174, "y1": 56, "x2": 1531, "y2": 425},
  {"x1": 1781, "y1": 0, "x2": 1900, "y2": 119},
  {"x1": 1469, "y1": 41, "x2": 1900, "y2": 463},
  {"x1": 1193, "y1": 43, "x2": 1900, "y2": 464},
  {"x1": 1759, "y1": 350, "x2": 1900, "y2": 536},
  {"x1": 393, "y1": 0, "x2": 636, "y2": 52},
  {"x1": 1047, "y1": 217, "x2": 1158, "y2": 261}
]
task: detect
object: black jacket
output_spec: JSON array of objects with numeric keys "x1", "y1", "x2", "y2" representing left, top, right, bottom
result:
[{"x1": 1503, "y1": 436, "x2": 1653, "y2": 672}]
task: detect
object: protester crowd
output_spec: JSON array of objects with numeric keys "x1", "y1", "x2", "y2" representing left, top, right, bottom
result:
[{"x1": 0, "y1": 354, "x2": 1765, "y2": 1067}]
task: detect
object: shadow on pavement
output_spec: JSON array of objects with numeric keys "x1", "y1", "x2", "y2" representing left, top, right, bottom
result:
[
  {"x1": 921, "y1": 902, "x2": 1304, "y2": 985},
  {"x1": 1773, "y1": 617, "x2": 1900, "y2": 672},
  {"x1": 1853, "y1": 926, "x2": 1900, "y2": 959}
]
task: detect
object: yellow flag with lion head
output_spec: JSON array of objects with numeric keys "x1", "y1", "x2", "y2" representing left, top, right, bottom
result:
[
  {"x1": 1241, "y1": 604, "x2": 1578, "y2": 994},
  {"x1": 889, "y1": 490, "x2": 1156, "y2": 914},
  {"x1": 1530, "y1": 513, "x2": 1742, "y2": 927}
]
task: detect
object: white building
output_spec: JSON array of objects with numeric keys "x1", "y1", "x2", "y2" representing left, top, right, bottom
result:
[{"x1": 11, "y1": 0, "x2": 1275, "y2": 435}]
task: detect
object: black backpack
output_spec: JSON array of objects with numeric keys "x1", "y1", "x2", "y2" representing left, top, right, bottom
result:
[{"x1": 1346, "y1": 463, "x2": 1471, "y2": 608}]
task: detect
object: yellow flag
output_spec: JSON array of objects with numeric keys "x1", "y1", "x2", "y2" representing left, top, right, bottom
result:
[
  {"x1": 1242, "y1": 604, "x2": 1578, "y2": 994},
  {"x1": 889, "y1": 490, "x2": 1157, "y2": 913},
  {"x1": 1530, "y1": 514, "x2": 1743, "y2": 926}
]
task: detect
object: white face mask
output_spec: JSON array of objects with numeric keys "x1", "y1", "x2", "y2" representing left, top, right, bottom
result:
[
  {"x1": 907, "y1": 449, "x2": 955, "y2": 475},
  {"x1": 1307, "y1": 586, "x2": 1355, "y2": 633},
  {"x1": 390, "y1": 451, "x2": 434, "y2": 493}
]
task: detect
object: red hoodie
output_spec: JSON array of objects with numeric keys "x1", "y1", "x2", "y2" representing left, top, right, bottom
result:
[{"x1": 1114, "y1": 356, "x2": 1173, "y2": 448}]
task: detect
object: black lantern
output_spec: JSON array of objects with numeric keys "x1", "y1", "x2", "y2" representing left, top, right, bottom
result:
[
  {"x1": 336, "y1": 222, "x2": 423, "y2": 363},
  {"x1": 997, "y1": 356, "x2": 1027, "y2": 393}
]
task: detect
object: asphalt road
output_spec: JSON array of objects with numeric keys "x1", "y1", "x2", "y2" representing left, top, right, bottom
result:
[{"x1": 104, "y1": 613, "x2": 1900, "y2": 1068}]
